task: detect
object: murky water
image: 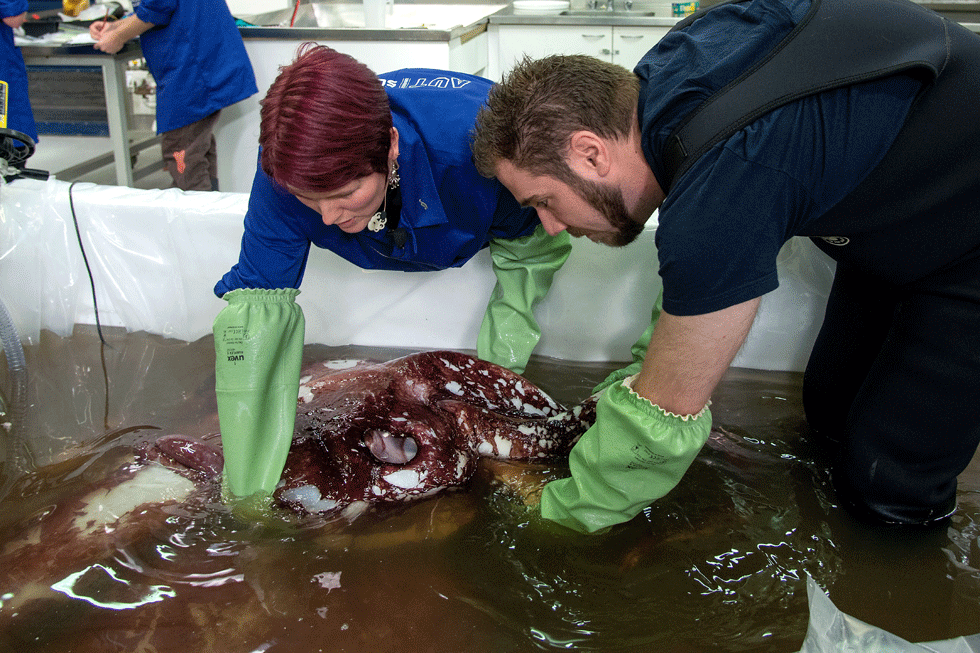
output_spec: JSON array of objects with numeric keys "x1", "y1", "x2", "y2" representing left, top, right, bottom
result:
[{"x1": 1, "y1": 327, "x2": 978, "y2": 652}]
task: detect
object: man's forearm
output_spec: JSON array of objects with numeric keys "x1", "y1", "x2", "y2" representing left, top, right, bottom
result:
[
  {"x1": 93, "y1": 14, "x2": 154, "y2": 53},
  {"x1": 633, "y1": 296, "x2": 761, "y2": 415},
  {"x1": 110, "y1": 14, "x2": 155, "y2": 41},
  {"x1": 3, "y1": 12, "x2": 26, "y2": 28}
]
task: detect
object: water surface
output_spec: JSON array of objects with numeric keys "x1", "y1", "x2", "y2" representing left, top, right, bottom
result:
[{"x1": 1, "y1": 327, "x2": 977, "y2": 652}]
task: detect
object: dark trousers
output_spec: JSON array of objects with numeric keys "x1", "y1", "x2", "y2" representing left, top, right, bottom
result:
[
  {"x1": 802, "y1": 254, "x2": 980, "y2": 525},
  {"x1": 160, "y1": 110, "x2": 221, "y2": 191}
]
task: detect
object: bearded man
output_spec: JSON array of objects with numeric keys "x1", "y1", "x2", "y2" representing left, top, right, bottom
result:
[{"x1": 471, "y1": 0, "x2": 980, "y2": 533}]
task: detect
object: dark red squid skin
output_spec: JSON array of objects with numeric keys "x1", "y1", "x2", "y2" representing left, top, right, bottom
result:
[
  {"x1": 277, "y1": 351, "x2": 597, "y2": 518},
  {"x1": 148, "y1": 351, "x2": 597, "y2": 519}
]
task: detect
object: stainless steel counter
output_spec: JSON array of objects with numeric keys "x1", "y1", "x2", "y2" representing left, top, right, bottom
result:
[
  {"x1": 488, "y1": 5, "x2": 679, "y2": 25},
  {"x1": 236, "y1": 1, "x2": 679, "y2": 39},
  {"x1": 238, "y1": 3, "x2": 502, "y2": 41},
  {"x1": 238, "y1": 24, "x2": 485, "y2": 41}
]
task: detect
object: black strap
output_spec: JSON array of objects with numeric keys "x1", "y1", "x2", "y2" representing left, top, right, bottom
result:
[
  {"x1": 661, "y1": 0, "x2": 949, "y2": 192},
  {"x1": 384, "y1": 185, "x2": 409, "y2": 248}
]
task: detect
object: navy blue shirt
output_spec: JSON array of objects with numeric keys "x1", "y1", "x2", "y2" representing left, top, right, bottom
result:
[
  {"x1": 216, "y1": 69, "x2": 539, "y2": 295},
  {"x1": 636, "y1": 0, "x2": 920, "y2": 315}
]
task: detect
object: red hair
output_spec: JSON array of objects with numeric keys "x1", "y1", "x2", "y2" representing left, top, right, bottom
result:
[{"x1": 259, "y1": 43, "x2": 392, "y2": 193}]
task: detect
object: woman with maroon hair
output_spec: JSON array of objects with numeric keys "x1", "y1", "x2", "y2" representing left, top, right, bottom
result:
[{"x1": 211, "y1": 44, "x2": 570, "y2": 500}]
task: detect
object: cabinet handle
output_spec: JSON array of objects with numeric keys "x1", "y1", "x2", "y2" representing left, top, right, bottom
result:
[
  {"x1": 619, "y1": 35, "x2": 644, "y2": 40},
  {"x1": 600, "y1": 48, "x2": 621, "y2": 55},
  {"x1": 582, "y1": 33, "x2": 607, "y2": 39}
]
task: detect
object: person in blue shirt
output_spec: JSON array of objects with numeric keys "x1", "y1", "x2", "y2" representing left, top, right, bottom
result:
[
  {"x1": 89, "y1": 0, "x2": 257, "y2": 190},
  {"x1": 1, "y1": 0, "x2": 38, "y2": 152},
  {"x1": 472, "y1": 0, "x2": 980, "y2": 533},
  {"x1": 212, "y1": 45, "x2": 570, "y2": 499}
]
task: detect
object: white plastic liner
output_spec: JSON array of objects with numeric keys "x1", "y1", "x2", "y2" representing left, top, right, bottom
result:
[
  {"x1": 0, "y1": 176, "x2": 835, "y2": 370},
  {"x1": 800, "y1": 576, "x2": 980, "y2": 653}
]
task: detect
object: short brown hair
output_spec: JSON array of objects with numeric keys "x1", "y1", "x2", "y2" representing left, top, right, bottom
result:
[{"x1": 472, "y1": 55, "x2": 639, "y2": 183}]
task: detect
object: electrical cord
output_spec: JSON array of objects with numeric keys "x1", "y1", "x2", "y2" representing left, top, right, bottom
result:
[
  {"x1": 68, "y1": 182, "x2": 108, "y2": 346},
  {"x1": 67, "y1": 182, "x2": 113, "y2": 428}
]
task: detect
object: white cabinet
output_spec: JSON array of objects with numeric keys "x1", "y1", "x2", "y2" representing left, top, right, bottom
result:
[
  {"x1": 491, "y1": 24, "x2": 670, "y2": 80},
  {"x1": 497, "y1": 24, "x2": 612, "y2": 63},
  {"x1": 613, "y1": 26, "x2": 666, "y2": 69}
]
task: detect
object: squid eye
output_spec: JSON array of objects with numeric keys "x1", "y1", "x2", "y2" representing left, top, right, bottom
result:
[{"x1": 364, "y1": 430, "x2": 418, "y2": 465}]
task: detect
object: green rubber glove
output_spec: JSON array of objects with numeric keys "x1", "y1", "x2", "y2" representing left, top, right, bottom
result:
[
  {"x1": 592, "y1": 289, "x2": 664, "y2": 395},
  {"x1": 540, "y1": 374, "x2": 711, "y2": 534},
  {"x1": 213, "y1": 288, "x2": 305, "y2": 498},
  {"x1": 477, "y1": 225, "x2": 571, "y2": 375}
]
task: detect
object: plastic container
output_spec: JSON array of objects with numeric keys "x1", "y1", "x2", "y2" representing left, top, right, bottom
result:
[{"x1": 672, "y1": 1, "x2": 698, "y2": 16}]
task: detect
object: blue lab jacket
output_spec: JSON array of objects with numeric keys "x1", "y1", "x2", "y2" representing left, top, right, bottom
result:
[
  {"x1": 215, "y1": 68, "x2": 540, "y2": 295},
  {"x1": 1, "y1": 0, "x2": 37, "y2": 142},
  {"x1": 134, "y1": 0, "x2": 256, "y2": 133}
]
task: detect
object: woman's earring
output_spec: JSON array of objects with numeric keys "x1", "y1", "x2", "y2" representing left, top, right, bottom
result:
[{"x1": 388, "y1": 159, "x2": 400, "y2": 189}]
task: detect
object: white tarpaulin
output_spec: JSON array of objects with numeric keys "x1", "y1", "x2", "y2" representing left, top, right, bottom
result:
[
  {"x1": 800, "y1": 576, "x2": 980, "y2": 653},
  {"x1": 0, "y1": 176, "x2": 836, "y2": 370}
]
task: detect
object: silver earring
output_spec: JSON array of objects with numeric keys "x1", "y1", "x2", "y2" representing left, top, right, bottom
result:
[
  {"x1": 388, "y1": 159, "x2": 400, "y2": 189},
  {"x1": 367, "y1": 161, "x2": 399, "y2": 232}
]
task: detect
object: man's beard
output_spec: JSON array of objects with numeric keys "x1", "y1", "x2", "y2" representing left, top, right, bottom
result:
[{"x1": 567, "y1": 175, "x2": 645, "y2": 247}]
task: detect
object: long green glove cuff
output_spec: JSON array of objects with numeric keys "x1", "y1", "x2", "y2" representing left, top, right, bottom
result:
[
  {"x1": 214, "y1": 288, "x2": 305, "y2": 497},
  {"x1": 592, "y1": 289, "x2": 664, "y2": 395},
  {"x1": 478, "y1": 225, "x2": 571, "y2": 374},
  {"x1": 540, "y1": 374, "x2": 711, "y2": 534}
]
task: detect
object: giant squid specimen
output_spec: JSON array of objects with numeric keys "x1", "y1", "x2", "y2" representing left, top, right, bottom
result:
[
  {"x1": 0, "y1": 350, "x2": 597, "y2": 614},
  {"x1": 273, "y1": 349, "x2": 597, "y2": 519},
  {"x1": 150, "y1": 350, "x2": 597, "y2": 520}
]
